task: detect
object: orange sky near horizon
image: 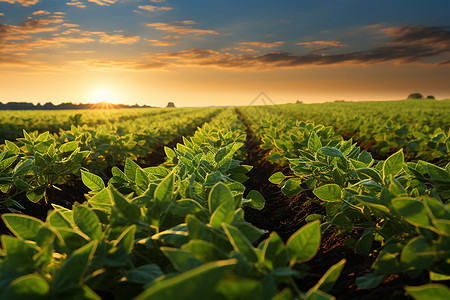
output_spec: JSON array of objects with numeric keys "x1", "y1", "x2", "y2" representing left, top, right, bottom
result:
[{"x1": 1, "y1": 1, "x2": 449, "y2": 107}]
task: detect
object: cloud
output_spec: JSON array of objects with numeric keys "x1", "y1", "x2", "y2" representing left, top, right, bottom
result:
[
  {"x1": 62, "y1": 23, "x2": 80, "y2": 28},
  {"x1": 238, "y1": 41, "x2": 284, "y2": 48},
  {"x1": 66, "y1": 1, "x2": 86, "y2": 8},
  {"x1": 296, "y1": 41, "x2": 348, "y2": 47},
  {"x1": 87, "y1": 0, "x2": 116, "y2": 6},
  {"x1": 32, "y1": 10, "x2": 50, "y2": 16},
  {"x1": 138, "y1": 5, "x2": 173, "y2": 12},
  {"x1": 181, "y1": 20, "x2": 196, "y2": 25},
  {"x1": 80, "y1": 57, "x2": 169, "y2": 70},
  {"x1": 98, "y1": 33, "x2": 140, "y2": 44},
  {"x1": 147, "y1": 39, "x2": 177, "y2": 46},
  {"x1": 382, "y1": 25, "x2": 450, "y2": 49},
  {"x1": 147, "y1": 22, "x2": 219, "y2": 35},
  {"x1": 0, "y1": 0, "x2": 39, "y2": 6},
  {"x1": 151, "y1": 26, "x2": 450, "y2": 69},
  {"x1": 0, "y1": 16, "x2": 64, "y2": 41},
  {"x1": 150, "y1": 0, "x2": 166, "y2": 2}
]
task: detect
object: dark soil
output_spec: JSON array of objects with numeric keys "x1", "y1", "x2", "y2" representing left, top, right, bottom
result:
[{"x1": 237, "y1": 108, "x2": 429, "y2": 300}]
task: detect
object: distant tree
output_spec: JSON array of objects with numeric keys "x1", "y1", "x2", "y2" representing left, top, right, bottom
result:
[
  {"x1": 426, "y1": 95, "x2": 436, "y2": 99},
  {"x1": 166, "y1": 102, "x2": 175, "y2": 108},
  {"x1": 407, "y1": 93, "x2": 424, "y2": 99}
]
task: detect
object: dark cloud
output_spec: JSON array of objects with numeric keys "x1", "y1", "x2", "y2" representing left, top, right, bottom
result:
[{"x1": 159, "y1": 26, "x2": 450, "y2": 69}]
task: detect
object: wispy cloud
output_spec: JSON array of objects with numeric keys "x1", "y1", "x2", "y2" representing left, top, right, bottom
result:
[
  {"x1": 79, "y1": 57, "x2": 169, "y2": 70},
  {"x1": 0, "y1": 0, "x2": 39, "y2": 6},
  {"x1": 31, "y1": 10, "x2": 50, "y2": 16},
  {"x1": 87, "y1": 0, "x2": 116, "y2": 6},
  {"x1": 66, "y1": 1, "x2": 86, "y2": 8},
  {"x1": 138, "y1": 5, "x2": 173, "y2": 12},
  {"x1": 147, "y1": 22, "x2": 219, "y2": 35},
  {"x1": 296, "y1": 41, "x2": 348, "y2": 47},
  {"x1": 238, "y1": 41, "x2": 284, "y2": 48},
  {"x1": 98, "y1": 32, "x2": 140, "y2": 44},
  {"x1": 147, "y1": 39, "x2": 177, "y2": 46},
  {"x1": 140, "y1": 26, "x2": 450, "y2": 70}
]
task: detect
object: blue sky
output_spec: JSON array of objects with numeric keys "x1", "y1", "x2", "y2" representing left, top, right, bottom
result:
[{"x1": 1, "y1": 0, "x2": 449, "y2": 106}]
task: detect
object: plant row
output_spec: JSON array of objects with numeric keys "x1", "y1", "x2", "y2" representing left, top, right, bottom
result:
[
  {"x1": 239, "y1": 107, "x2": 449, "y2": 299},
  {"x1": 1, "y1": 108, "x2": 344, "y2": 299},
  {"x1": 240, "y1": 101, "x2": 450, "y2": 165},
  {"x1": 0, "y1": 108, "x2": 221, "y2": 213}
]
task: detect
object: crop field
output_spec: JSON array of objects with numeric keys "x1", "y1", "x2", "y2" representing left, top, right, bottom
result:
[{"x1": 0, "y1": 99, "x2": 449, "y2": 300}]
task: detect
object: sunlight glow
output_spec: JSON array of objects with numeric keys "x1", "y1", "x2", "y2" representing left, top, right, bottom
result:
[{"x1": 89, "y1": 88, "x2": 117, "y2": 104}]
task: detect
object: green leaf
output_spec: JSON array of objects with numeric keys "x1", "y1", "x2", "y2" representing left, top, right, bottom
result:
[
  {"x1": 392, "y1": 198, "x2": 432, "y2": 228},
  {"x1": 26, "y1": 185, "x2": 47, "y2": 203},
  {"x1": 162, "y1": 248, "x2": 203, "y2": 272},
  {"x1": 281, "y1": 179, "x2": 303, "y2": 197},
  {"x1": 113, "y1": 225, "x2": 136, "y2": 253},
  {"x1": 2, "y1": 214, "x2": 43, "y2": 240},
  {"x1": 0, "y1": 274, "x2": 49, "y2": 300},
  {"x1": 203, "y1": 171, "x2": 222, "y2": 187},
  {"x1": 382, "y1": 150, "x2": 404, "y2": 179},
  {"x1": 5, "y1": 140, "x2": 20, "y2": 154},
  {"x1": 81, "y1": 170, "x2": 105, "y2": 191},
  {"x1": 51, "y1": 241, "x2": 98, "y2": 292},
  {"x1": 124, "y1": 264, "x2": 163, "y2": 285},
  {"x1": 164, "y1": 146, "x2": 176, "y2": 159},
  {"x1": 405, "y1": 284, "x2": 450, "y2": 300},
  {"x1": 355, "y1": 233, "x2": 374, "y2": 255},
  {"x1": 223, "y1": 224, "x2": 258, "y2": 263},
  {"x1": 125, "y1": 158, "x2": 139, "y2": 181},
  {"x1": 312, "y1": 259, "x2": 346, "y2": 292},
  {"x1": 154, "y1": 171, "x2": 174, "y2": 206},
  {"x1": 308, "y1": 131, "x2": 322, "y2": 152},
  {"x1": 313, "y1": 184, "x2": 342, "y2": 202},
  {"x1": 269, "y1": 172, "x2": 286, "y2": 185},
  {"x1": 261, "y1": 232, "x2": 289, "y2": 269},
  {"x1": 306, "y1": 289, "x2": 335, "y2": 300},
  {"x1": 214, "y1": 147, "x2": 228, "y2": 163},
  {"x1": 400, "y1": 237, "x2": 435, "y2": 271},
  {"x1": 287, "y1": 220, "x2": 321, "y2": 263},
  {"x1": 243, "y1": 190, "x2": 265, "y2": 210},
  {"x1": 0, "y1": 155, "x2": 17, "y2": 171},
  {"x1": 135, "y1": 259, "x2": 237, "y2": 300},
  {"x1": 208, "y1": 182, "x2": 233, "y2": 214},
  {"x1": 209, "y1": 200, "x2": 235, "y2": 228},
  {"x1": 59, "y1": 141, "x2": 79, "y2": 153},
  {"x1": 320, "y1": 147, "x2": 344, "y2": 158},
  {"x1": 73, "y1": 205, "x2": 101, "y2": 240},
  {"x1": 182, "y1": 240, "x2": 228, "y2": 262},
  {"x1": 135, "y1": 167, "x2": 150, "y2": 192},
  {"x1": 356, "y1": 272, "x2": 385, "y2": 289}
]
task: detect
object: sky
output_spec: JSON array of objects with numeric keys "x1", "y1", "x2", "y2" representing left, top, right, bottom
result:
[{"x1": 0, "y1": 0, "x2": 449, "y2": 107}]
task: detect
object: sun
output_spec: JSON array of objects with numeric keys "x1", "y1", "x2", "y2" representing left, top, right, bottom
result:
[{"x1": 90, "y1": 88, "x2": 117, "y2": 104}]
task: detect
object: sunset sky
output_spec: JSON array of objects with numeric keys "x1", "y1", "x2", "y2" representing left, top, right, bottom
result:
[{"x1": 1, "y1": 0, "x2": 449, "y2": 107}]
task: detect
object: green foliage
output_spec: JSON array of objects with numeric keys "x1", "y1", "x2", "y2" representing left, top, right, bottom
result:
[
  {"x1": 0, "y1": 131, "x2": 89, "y2": 210},
  {"x1": 0, "y1": 111, "x2": 340, "y2": 299}
]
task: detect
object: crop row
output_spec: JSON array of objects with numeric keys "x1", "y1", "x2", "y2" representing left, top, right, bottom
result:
[
  {"x1": 239, "y1": 107, "x2": 450, "y2": 298},
  {"x1": 0, "y1": 108, "x2": 345, "y2": 299},
  {"x1": 241, "y1": 101, "x2": 450, "y2": 165},
  {"x1": 0, "y1": 108, "x2": 223, "y2": 213},
  {"x1": 0, "y1": 105, "x2": 448, "y2": 299}
]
